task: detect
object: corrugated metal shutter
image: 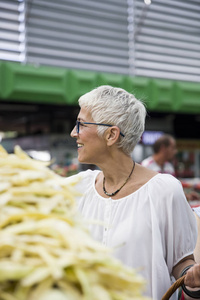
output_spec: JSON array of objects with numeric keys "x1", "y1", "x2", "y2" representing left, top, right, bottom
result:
[
  {"x1": 134, "y1": 0, "x2": 200, "y2": 82},
  {"x1": 26, "y1": 0, "x2": 130, "y2": 74},
  {"x1": 1, "y1": 0, "x2": 200, "y2": 82},
  {"x1": 0, "y1": 0, "x2": 26, "y2": 62}
]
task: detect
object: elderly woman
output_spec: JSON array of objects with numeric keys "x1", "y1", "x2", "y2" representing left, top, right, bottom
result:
[{"x1": 69, "y1": 85, "x2": 200, "y2": 299}]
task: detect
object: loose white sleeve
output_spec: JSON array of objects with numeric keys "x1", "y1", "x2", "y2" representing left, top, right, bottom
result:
[{"x1": 148, "y1": 174, "x2": 197, "y2": 272}]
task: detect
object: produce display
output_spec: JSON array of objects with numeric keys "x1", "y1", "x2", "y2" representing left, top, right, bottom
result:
[
  {"x1": 0, "y1": 145, "x2": 149, "y2": 300},
  {"x1": 180, "y1": 178, "x2": 200, "y2": 207},
  {"x1": 181, "y1": 178, "x2": 200, "y2": 191}
]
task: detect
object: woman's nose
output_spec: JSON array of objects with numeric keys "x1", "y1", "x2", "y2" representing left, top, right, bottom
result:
[{"x1": 70, "y1": 125, "x2": 77, "y2": 138}]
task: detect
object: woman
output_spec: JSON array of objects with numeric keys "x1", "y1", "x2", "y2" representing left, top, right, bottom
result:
[{"x1": 69, "y1": 85, "x2": 200, "y2": 299}]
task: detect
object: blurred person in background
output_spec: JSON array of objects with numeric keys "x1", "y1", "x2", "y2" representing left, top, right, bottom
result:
[
  {"x1": 68, "y1": 85, "x2": 200, "y2": 300},
  {"x1": 141, "y1": 134, "x2": 177, "y2": 176},
  {"x1": 141, "y1": 134, "x2": 200, "y2": 202}
]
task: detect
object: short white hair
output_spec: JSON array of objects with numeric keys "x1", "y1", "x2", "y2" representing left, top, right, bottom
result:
[{"x1": 78, "y1": 85, "x2": 146, "y2": 155}]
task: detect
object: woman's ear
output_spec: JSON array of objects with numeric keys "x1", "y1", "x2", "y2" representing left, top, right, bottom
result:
[{"x1": 106, "y1": 126, "x2": 121, "y2": 146}]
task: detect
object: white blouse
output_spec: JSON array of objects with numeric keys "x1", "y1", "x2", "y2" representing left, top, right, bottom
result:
[{"x1": 66, "y1": 170, "x2": 197, "y2": 300}]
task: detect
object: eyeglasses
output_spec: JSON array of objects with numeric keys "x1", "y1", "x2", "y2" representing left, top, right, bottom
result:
[{"x1": 75, "y1": 120, "x2": 125, "y2": 137}]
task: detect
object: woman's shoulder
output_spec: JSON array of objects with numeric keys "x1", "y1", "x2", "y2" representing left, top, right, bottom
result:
[
  {"x1": 149, "y1": 172, "x2": 183, "y2": 192},
  {"x1": 147, "y1": 173, "x2": 189, "y2": 210},
  {"x1": 136, "y1": 164, "x2": 179, "y2": 188},
  {"x1": 152, "y1": 172, "x2": 180, "y2": 183},
  {"x1": 129, "y1": 164, "x2": 181, "y2": 199},
  {"x1": 133, "y1": 167, "x2": 183, "y2": 201}
]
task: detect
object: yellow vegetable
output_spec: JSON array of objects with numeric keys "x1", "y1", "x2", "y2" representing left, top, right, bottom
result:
[{"x1": 0, "y1": 145, "x2": 150, "y2": 300}]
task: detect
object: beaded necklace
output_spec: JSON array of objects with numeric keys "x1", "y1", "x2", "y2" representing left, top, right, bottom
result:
[{"x1": 103, "y1": 161, "x2": 135, "y2": 197}]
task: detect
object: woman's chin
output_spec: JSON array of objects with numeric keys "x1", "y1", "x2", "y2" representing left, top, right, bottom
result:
[
  {"x1": 78, "y1": 156, "x2": 86, "y2": 164},
  {"x1": 78, "y1": 157, "x2": 92, "y2": 165}
]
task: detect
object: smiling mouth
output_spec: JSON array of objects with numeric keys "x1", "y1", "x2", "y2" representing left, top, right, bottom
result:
[{"x1": 77, "y1": 143, "x2": 84, "y2": 148}]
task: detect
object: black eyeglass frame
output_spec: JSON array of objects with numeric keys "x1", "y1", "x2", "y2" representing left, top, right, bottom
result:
[{"x1": 75, "y1": 120, "x2": 125, "y2": 137}]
